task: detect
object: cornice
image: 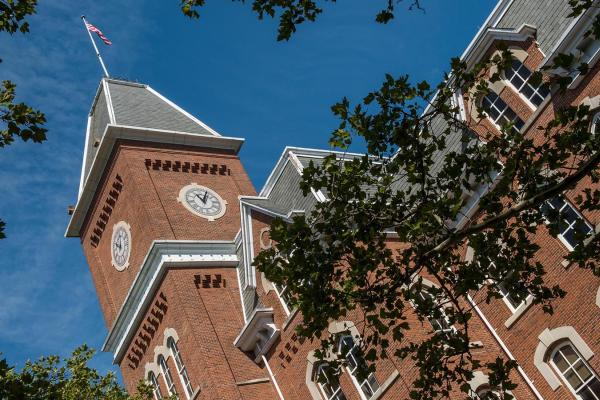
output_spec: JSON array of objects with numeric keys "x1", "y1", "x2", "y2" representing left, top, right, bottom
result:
[
  {"x1": 102, "y1": 240, "x2": 239, "y2": 364},
  {"x1": 65, "y1": 124, "x2": 245, "y2": 237}
]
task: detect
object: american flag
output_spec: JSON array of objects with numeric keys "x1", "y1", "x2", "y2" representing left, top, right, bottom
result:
[{"x1": 86, "y1": 22, "x2": 112, "y2": 45}]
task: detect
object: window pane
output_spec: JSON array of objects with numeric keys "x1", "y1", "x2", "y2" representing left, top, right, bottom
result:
[
  {"x1": 575, "y1": 360, "x2": 593, "y2": 382},
  {"x1": 562, "y1": 345, "x2": 579, "y2": 364},
  {"x1": 488, "y1": 106, "x2": 501, "y2": 120},
  {"x1": 563, "y1": 228, "x2": 577, "y2": 248},
  {"x1": 553, "y1": 351, "x2": 570, "y2": 372},
  {"x1": 531, "y1": 93, "x2": 544, "y2": 106},
  {"x1": 367, "y1": 374, "x2": 380, "y2": 393},
  {"x1": 574, "y1": 219, "x2": 593, "y2": 236},
  {"x1": 566, "y1": 369, "x2": 584, "y2": 389},
  {"x1": 550, "y1": 196, "x2": 565, "y2": 210},
  {"x1": 517, "y1": 64, "x2": 531, "y2": 79},
  {"x1": 514, "y1": 118, "x2": 524, "y2": 131},
  {"x1": 521, "y1": 84, "x2": 534, "y2": 99},
  {"x1": 586, "y1": 377, "x2": 600, "y2": 397},
  {"x1": 511, "y1": 76, "x2": 525, "y2": 89},
  {"x1": 562, "y1": 206, "x2": 579, "y2": 224}
]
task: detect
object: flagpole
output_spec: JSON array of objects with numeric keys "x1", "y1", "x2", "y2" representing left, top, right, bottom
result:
[{"x1": 81, "y1": 15, "x2": 109, "y2": 78}]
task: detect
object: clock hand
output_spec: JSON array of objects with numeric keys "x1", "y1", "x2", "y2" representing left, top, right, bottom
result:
[
  {"x1": 202, "y1": 190, "x2": 208, "y2": 203},
  {"x1": 195, "y1": 193, "x2": 206, "y2": 204}
]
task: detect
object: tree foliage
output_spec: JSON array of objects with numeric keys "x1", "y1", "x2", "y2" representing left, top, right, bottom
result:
[
  {"x1": 179, "y1": 1, "x2": 600, "y2": 399},
  {"x1": 0, "y1": 345, "x2": 154, "y2": 400},
  {"x1": 0, "y1": 0, "x2": 47, "y2": 239},
  {"x1": 0, "y1": 0, "x2": 37, "y2": 34},
  {"x1": 180, "y1": 0, "x2": 423, "y2": 41}
]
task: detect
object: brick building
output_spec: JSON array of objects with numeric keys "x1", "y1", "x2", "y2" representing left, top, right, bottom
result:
[{"x1": 66, "y1": 1, "x2": 600, "y2": 399}]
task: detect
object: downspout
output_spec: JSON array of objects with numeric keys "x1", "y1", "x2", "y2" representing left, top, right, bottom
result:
[
  {"x1": 262, "y1": 355, "x2": 285, "y2": 400},
  {"x1": 466, "y1": 295, "x2": 545, "y2": 399}
]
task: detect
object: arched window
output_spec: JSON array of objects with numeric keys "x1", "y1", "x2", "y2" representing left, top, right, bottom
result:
[
  {"x1": 550, "y1": 343, "x2": 600, "y2": 399},
  {"x1": 338, "y1": 335, "x2": 380, "y2": 399},
  {"x1": 167, "y1": 337, "x2": 194, "y2": 398},
  {"x1": 592, "y1": 112, "x2": 600, "y2": 135},
  {"x1": 505, "y1": 59, "x2": 549, "y2": 106},
  {"x1": 148, "y1": 371, "x2": 163, "y2": 400},
  {"x1": 482, "y1": 92, "x2": 524, "y2": 134},
  {"x1": 315, "y1": 363, "x2": 346, "y2": 400},
  {"x1": 158, "y1": 355, "x2": 177, "y2": 396},
  {"x1": 473, "y1": 387, "x2": 501, "y2": 399}
]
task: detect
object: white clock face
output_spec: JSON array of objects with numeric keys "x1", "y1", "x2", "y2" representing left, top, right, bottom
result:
[
  {"x1": 111, "y1": 221, "x2": 131, "y2": 271},
  {"x1": 178, "y1": 183, "x2": 227, "y2": 221}
]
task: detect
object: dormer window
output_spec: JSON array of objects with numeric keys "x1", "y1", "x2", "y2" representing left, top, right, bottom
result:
[
  {"x1": 505, "y1": 59, "x2": 549, "y2": 107},
  {"x1": 482, "y1": 92, "x2": 524, "y2": 134}
]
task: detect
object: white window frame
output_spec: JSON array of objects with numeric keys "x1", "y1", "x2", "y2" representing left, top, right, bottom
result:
[
  {"x1": 473, "y1": 387, "x2": 502, "y2": 399},
  {"x1": 481, "y1": 91, "x2": 525, "y2": 134},
  {"x1": 550, "y1": 343, "x2": 600, "y2": 399},
  {"x1": 338, "y1": 335, "x2": 380, "y2": 400},
  {"x1": 273, "y1": 281, "x2": 292, "y2": 316},
  {"x1": 167, "y1": 337, "x2": 194, "y2": 399},
  {"x1": 541, "y1": 196, "x2": 594, "y2": 251},
  {"x1": 158, "y1": 355, "x2": 177, "y2": 396},
  {"x1": 413, "y1": 289, "x2": 456, "y2": 336},
  {"x1": 315, "y1": 363, "x2": 346, "y2": 400},
  {"x1": 592, "y1": 112, "x2": 600, "y2": 135},
  {"x1": 505, "y1": 59, "x2": 549, "y2": 108},
  {"x1": 496, "y1": 280, "x2": 525, "y2": 313},
  {"x1": 148, "y1": 371, "x2": 163, "y2": 400}
]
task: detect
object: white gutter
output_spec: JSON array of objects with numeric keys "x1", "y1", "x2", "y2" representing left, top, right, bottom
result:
[
  {"x1": 261, "y1": 355, "x2": 285, "y2": 400},
  {"x1": 466, "y1": 294, "x2": 545, "y2": 399}
]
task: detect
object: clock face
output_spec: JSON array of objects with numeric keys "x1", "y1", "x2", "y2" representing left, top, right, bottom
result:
[
  {"x1": 178, "y1": 183, "x2": 227, "y2": 221},
  {"x1": 111, "y1": 221, "x2": 131, "y2": 271}
]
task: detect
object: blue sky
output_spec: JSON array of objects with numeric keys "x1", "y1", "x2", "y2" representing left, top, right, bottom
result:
[{"x1": 0, "y1": 0, "x2": 495, "y2": 379}]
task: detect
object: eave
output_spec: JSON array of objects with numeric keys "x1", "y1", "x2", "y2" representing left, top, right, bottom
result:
[
  {"x1": 65, "y1": 124, "x2": 245, "y2": 238},
  {"x1": 102, "y1": 240, "x2": 239, "y2": 364}
]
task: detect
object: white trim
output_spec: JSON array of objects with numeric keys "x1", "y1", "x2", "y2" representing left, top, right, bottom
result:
[
  {"x1": 146, "y1": 85, "x2": 222, "y2": 137},
  {"x1": 240, "y1": 196, "x2": 303, "y2": 220},
  {"x1": 102, "y1": 240, "x2": 239, "y2": 363},
  {"x1": 535, "y1": 326, "x2": 594, "y2": 391},
  {"x1": 459, "y1": 0, "x2": 515, "y2": 61},
  {"x1": 259, "y1": 147, "x2": 364, "y2": 198},
  {"x1": 234, "y1": 308, "x2": 280, "y2": 362},
  {"x1": 65, "y1": 124, "x2": 245, "y2": 237},
  {"x1": 234, "y1": 232, "x2": 249, "y2": 323},
  {"x1": 240, "y1": 202, "x2": 257, "y2": 288},
  {"x1": 550, "y1": 343, "x2": 600, "y2": 399},
  {"x1": 462, "y1": 24, "x2": 537, "y2": 67},
  {"x1": 262, "y1": 355, "x2": 285, "y2": 400},
  {"x1": 467, "y1": 294, "x2": 545, "y2": 399},
  {"x1": 78, "y1": 115, "x2": 93, "y2": 199},
  {"x1": 167, "y1": 335, "x2": 194, "y2": 399},
  {"x1": 102, "y1": 79, "x2": 116, "y2": 124},
  {"x1": 503, "y1": 295, "x2": 534, "y2": 328},
  {"x1": 596, "y1": 286, "x2": 600, "y2": 309}
]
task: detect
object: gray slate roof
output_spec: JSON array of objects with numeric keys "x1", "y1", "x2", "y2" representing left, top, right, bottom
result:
[
  {"x1": 495, "y1": 0, "x2": 573, "y2": 55},
  {"x1": 81, "y1": 78, "x2": 220, "y2": 191},
  {"x1": 106, "y1": 80, "x2": 216, "y2": 135}
]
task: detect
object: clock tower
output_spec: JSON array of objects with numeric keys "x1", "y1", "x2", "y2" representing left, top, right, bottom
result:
[{"x1": 66, "y1": 78, "x2": 277, "y2": 398}]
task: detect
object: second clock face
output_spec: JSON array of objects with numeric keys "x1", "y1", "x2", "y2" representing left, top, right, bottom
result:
[
  {"x1": 111, "y1": 221, "x2": 131, "y2": 271},
  {"x1": 178, "y1": 184, "x2": 227, "y2": 221}
]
